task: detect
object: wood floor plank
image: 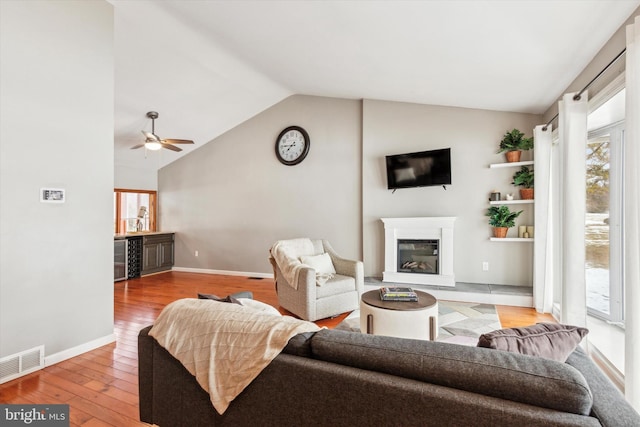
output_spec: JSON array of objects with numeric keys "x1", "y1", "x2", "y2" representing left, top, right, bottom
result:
[
  {"x1": 67, "y1": 396, "x2": 144, "y2": 427},
  {"x1": 2, "y1": 271, "x2": 550, "y2": 425},
  {"x1": 108, "y1": 378, "x2": 138, "y2": 396},
  {"x1": 67, "y1": 405, "x2": 94, "y2": 426},
  {"x1": 80, "y1": 417, "x2": 115, "y2": 427}
]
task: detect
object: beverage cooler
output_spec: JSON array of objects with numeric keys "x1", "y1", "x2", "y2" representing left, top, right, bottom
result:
[{"x1": 114, "y1": 238, "x2": 128, "y2": 282}]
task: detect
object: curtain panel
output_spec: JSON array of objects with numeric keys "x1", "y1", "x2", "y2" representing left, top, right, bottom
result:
[
  {"x1": 625, "y1": 15, "x2": 640, "y2": 410},
  {"x1": 533, "y1": 125, "x2": 555, "y2": 313},
  {"x1": 559, "y1": 93, "x2": 588, "y2": 327}
]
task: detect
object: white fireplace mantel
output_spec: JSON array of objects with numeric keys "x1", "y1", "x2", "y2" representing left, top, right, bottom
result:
[{"x1": 381, "y1": 217, "x2": 456, "y2": 287}]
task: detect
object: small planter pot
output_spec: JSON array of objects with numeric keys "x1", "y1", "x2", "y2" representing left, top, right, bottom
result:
[
  {"x1": 505, "y1": 150, "x2": 522, "y2": 163},
  {"x1": 492, "y1": 227, "x2": 508, "y2": 238},
  {"x1": 520, "y1": 188, "x2": 534, "y2": 200}
]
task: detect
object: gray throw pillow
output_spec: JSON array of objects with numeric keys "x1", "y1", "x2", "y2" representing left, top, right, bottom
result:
[
  {"x1": 197, "y1": 293, "x2": 242, "y2": 305},
  {"x1": 477, "y1": 323, "x2": 589, "y2": 362}
]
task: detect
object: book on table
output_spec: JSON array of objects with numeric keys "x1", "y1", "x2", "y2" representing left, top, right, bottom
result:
[{"x1": 379, "y1": 286, "x2": 418, "y2": 301}]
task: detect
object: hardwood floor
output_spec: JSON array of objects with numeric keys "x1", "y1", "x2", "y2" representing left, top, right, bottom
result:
[{"x1": 0, "y1": 272, "x2": 554, "y2": 426}]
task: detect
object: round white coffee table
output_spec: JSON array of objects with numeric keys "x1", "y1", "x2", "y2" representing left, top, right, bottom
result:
[{"x1": 360, "y1": 289, "x2": 438, "y2": 341}]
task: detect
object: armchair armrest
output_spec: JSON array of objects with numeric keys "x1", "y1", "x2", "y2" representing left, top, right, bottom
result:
[
  {"x1": 271, "y1": 256, "x2": 319, "y2": 319},
  {"x1": 297, "y1": 268, "x2": 319, "y2": 316},
  {"x1": 322, "y1": 240, "x2": 364, "y2": 295}
]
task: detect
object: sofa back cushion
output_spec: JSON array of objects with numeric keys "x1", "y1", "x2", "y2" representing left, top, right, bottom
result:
[
  {"x1": 282, "y1": 331, "x2": 316, "y2": 357},
  {"x1": 310, "y1": 329, "x2": 593, "y2": 416}
]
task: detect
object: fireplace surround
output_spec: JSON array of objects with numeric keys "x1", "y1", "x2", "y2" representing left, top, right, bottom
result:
[{"x1": 381, "y1": 217, "x2": 456, "y2": 287}]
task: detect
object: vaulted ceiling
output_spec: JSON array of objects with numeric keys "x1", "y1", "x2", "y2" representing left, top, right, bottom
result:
[{"x1": 109, "y1": 0, "x2": 639, "y2": 172}]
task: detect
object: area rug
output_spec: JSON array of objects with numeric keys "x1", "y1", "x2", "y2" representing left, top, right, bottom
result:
[{"x1": 334, "y1": 301, "x2": 502, "y2": 346}]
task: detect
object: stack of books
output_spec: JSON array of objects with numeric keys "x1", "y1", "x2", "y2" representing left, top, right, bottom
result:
[{"x1": 379, "y1": 286, "x2": 418, "y2": 302}]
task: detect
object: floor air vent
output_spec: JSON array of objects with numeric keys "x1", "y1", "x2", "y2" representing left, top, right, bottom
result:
[{"x1": 0, "y1": 345, "x2": 44, "y2": 384}]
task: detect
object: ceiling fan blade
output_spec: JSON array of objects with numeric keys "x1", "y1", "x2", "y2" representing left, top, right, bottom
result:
[
  {"x1": 162, "y1": 138, "x2": 194, "y2": 145},
  {"x1": 161, "y1": 142, "x2": 182, "y2": 152},
  {"x1": 130, "y1": 143, "x2": 145, "y2": 150},
  {"x1": 141, "y1": 130, "x2": 160, "y2": 141}
]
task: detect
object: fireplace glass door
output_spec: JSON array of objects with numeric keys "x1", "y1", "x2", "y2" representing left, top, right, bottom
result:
[{"x1": 397, "y1": 239, "x2": 439, "y2": 275}]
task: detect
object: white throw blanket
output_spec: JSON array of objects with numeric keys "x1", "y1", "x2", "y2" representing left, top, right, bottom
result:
[
  {"x1": 270, "y1": 238, "x2": 317, "y2": 289},
  {"x1": 149, "y1": 298, "x2": 321, "y2": 414}
]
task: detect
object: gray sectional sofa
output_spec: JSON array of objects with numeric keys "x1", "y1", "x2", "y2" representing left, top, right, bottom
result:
[{"x1": 138, "y1": 323, "x2": 639, "y2": 426}]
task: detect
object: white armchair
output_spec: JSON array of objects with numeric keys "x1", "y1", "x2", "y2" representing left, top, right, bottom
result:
[{"x1": 269, "y1": 239, "x2": 364, "y2": 321}]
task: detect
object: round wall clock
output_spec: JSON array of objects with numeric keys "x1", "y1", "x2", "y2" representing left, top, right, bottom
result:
[{"x1": 275, "y1": 126, "x2": 310, "y2": 166}]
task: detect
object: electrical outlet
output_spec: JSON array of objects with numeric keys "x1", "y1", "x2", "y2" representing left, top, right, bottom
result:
[
  {"x1": 482, "y1": 262, "x2": 489, "y2": 271},
  {"x1": 195, "y1": 250, "x2": 199, "y2": 257}
]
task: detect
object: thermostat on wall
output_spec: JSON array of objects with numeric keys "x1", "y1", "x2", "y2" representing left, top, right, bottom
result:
[{"x1": 40, "y1": 188, "x2": 65, "y2": 203}]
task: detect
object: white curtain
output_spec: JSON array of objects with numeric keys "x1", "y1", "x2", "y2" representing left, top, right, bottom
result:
[
  {"x1": 625, "y1": 15, "x2": 640, "y2": 410},
  {"x1": 559, "y1": 92, "x2": 588, "y2": 327},
  {"x1": 533, "y1": 124, "x2": 555, "y2": 313}
]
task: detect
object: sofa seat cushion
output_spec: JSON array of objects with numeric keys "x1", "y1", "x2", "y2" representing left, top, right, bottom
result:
[
  {"x1": 310, "y1": 329, "x2": 593, "y2": 416},
  {"x1": 315, "y1": 274, "x2": 355, "y2": 299}
]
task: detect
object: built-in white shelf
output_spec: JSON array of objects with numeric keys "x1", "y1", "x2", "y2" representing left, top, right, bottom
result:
[
  {"x1": 489, "y1": 238, "x2": 534, "y2": 242},
  {"x1": 489, "y1": 199, "x2": 534, "y2": 205},
  {"x1": 489, "y1": 160, "x2": 534, "y2": 169}
]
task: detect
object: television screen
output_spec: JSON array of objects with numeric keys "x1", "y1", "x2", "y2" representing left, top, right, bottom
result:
[{"x1": 385, "y1": 148, "x2": 451, "y2": 190}]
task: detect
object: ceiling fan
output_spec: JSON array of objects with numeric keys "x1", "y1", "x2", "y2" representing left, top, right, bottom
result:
[{"x1": 131, "y1": 111, "x2": 194, "y2": 152}]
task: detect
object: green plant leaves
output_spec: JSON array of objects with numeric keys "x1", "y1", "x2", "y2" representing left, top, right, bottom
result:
[
  {"x1": 486, "y1": 205, "x2": 523, "y2": 228},
  {"x1": 497, "y1": 128, "x2": 534, "y2": 153},
  {"x1": 512, "y1": 166, "x2": 534, "y2": 188}
]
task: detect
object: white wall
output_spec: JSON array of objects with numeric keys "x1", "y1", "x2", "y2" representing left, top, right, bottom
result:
[
  {"x1": 159, "y1": 95, "x2": 362, "y2": 274},
  {"x1": 543, "y1": 6, "x2": 640, "y2": 122},
  {"x1": 0, "y1": 1, "x2": 114, "y2": 358},
  {"x1": 115, "y1": 164, "x2": 157, "y2": 191},
  {"x1": 362, "y1": 99, "x2": 541, "y2": 286}
]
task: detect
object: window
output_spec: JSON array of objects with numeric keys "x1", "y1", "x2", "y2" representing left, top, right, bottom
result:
[
  {"x1": 586, "y1": 89, "x2": 625, "y2": 322},
  {"x1": 114, "y1": 189, "x2": 157, "y2": 234}
]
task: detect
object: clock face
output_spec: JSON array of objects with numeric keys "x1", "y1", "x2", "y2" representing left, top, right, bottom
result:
[{"x1": 275, "y1": 126, "x2": 310, "y2": 166}]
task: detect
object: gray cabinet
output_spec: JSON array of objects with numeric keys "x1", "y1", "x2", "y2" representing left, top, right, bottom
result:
[{"x1": 141, "y1": 233, "x2": 174, "y2": 275}]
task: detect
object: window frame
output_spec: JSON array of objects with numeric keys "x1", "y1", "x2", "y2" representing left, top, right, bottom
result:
[
  {"x1": 585, "y1": 123, "x2": 624, "y2": 322},
  {"x1": 114, "y1": 188, "x2": 157, "y2": 234}
]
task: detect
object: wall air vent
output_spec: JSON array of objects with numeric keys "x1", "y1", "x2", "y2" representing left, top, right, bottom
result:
[{"x1": 0, "y1": 345, "x2": 44, "y2": 384}]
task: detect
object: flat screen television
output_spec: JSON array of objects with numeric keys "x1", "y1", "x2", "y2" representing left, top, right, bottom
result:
[{"x1": 385, "y1": 148, "x2": 451, "y2": 190}]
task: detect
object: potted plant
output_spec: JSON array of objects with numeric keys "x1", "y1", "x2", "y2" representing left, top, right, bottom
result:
[
  {"x1": 512, "y1": 166, "x2": 534, "y2": 199},
  {"x1": 497, "y1": 128, "x2": 534, "y2": 162},
  {"x1": 486, "y1": 205, "x2": 523, "y2": 238}
]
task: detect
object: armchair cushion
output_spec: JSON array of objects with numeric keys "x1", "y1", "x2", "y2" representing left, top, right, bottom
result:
[
  {"x1": 316, "y1": 274, "x2": 357, "y2": 299},
  {"x1": 300, "y1": 253, "x2": 335, "y2": 275},
  {"x1": 300, "y1": 253, "x2": 336, "y2": 286}
]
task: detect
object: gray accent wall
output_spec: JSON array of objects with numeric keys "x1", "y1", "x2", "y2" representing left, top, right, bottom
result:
[
  {"x1": 161, "y1": 94, "x2": 542, "y2": 286},
  {"x1": 362, "y1": 100, "x2": 541, "y2": 286},
  {"x1": 159, "y1": 95, "x2": 363, "y2": 273},
  {"x1": 0, "y1": 1, "x2": 114, "y2": 358}
]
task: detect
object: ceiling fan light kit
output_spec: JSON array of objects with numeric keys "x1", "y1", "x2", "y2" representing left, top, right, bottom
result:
[
  {"x1": 144, "y1": 141, "x2": 162, "y2": 151},
  {"x1": 131, "y1": 111, "x2": 195, "y2": 152}
]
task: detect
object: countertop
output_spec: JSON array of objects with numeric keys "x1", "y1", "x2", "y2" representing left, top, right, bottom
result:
[{"x1": 114, "y1": 231, "x2": 174, "y2": 239}]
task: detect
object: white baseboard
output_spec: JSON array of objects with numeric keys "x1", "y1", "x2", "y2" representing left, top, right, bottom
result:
[
  {"x1": 588, "y1": 343, "x2": 625, "y2": 392},
  {"x1": 44, "y1": 332, "x2": 116, "y2": 367},
  {"x1": 172, "y1": 266, "x2": 273, "y2": 279}
]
